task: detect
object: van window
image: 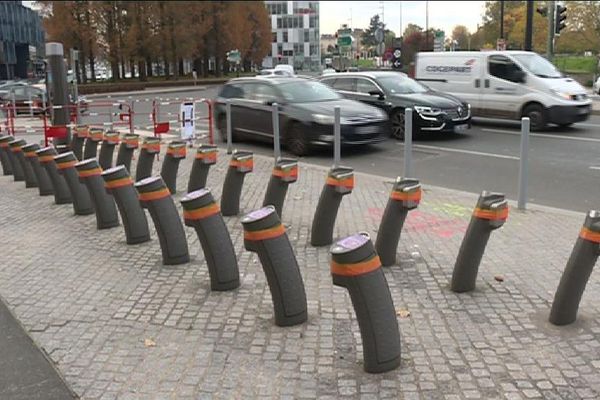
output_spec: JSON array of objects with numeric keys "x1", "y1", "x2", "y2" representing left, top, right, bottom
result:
[
  {"x1": 332, "y1": 78, "x2": 355, "y2": 92},
  {"x1": 488, "y1": 55, "x2": 523, "y2": 83}
]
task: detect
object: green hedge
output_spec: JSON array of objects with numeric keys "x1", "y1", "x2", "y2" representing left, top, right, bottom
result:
[{"x1": 554, "y1": 56, "x2": 598, "y2": 74}]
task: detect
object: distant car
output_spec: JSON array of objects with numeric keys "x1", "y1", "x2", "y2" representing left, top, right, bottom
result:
[
  {"x1": 0, "y1": 83, "x2": 45, "y2": 113},
  {"x1": 320, "y1": 71, "x2": 471, "y2": 140},
  {"x1": 322, "y1": 68, "x2": 337, "y2": 76},
  {"x1": 214, "y1": 77, "x2": 389, "y2": 156},
  {"x1": 274, "y1": 64, "x2": 295, "y2": 76},
  {"x1": 257, "y1": 68, "x2": 294, "y2": 77},
  {"x1": 594, "y1": 76, "x2": 600, "y2": 95}
]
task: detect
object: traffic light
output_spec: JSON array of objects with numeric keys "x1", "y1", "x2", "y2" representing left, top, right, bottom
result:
[{"x1": 555, "y1": 4, "x2": 567, "y2": 35}]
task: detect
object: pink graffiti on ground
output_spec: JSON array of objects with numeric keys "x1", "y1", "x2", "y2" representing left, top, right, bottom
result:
[{"x1": 367, "y1": 208, "x2": 468, "y2": 238}]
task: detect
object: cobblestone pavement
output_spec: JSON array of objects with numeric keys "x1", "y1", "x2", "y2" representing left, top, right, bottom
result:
[{"x1": 0, "y1": 141, "x2": 599, "y2": 400}]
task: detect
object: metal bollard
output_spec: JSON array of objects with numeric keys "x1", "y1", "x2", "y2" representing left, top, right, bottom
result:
[
  {"x1": 375, "y1": 178, "x2": 421, "y2": 266},
  {"x1": 115, "y1": 133, "x2": 139, "y2": 172},
  {"x1": 36, "y1": 146, "x2": 72, "y2": 204},
  {"x1": 135, "y1": 137, "x2": 161, "y2": 182},
  {"x1": 450, "y1": 191, "x2": 508, "y2": 293},
  {"x1": 549, "y1": 210, "x2": 600, "y2": 325},
  {"x1": 330, "y1": 232, "x2": 401, "y2": 373},
  {"x1": 10, "y1": 139, "x2": 37, "y2": 188},
  {"x1": 54, "y1": 152, "x2": 94, "y2": 215},
  {"x1": 22, "y1": 143, "x2": 53, "y2": 196},
  {"x1": 98, "y1": 131, "x2": 120, "y2": 170},
  {"x1": 102, "y1": 165, "x2": 150, "y2": 244},
  {"x1": 75, "y1": 159, "x2": 120, "y2": 229},
  {"x1": 160, "y1": 140, "x2": 186, "y2": 195},
  {"x1": 135, "y1": 176, "x2": 189, "y2": 265},
  {"x1": 7, "y1": 139, "x2": 25, "y2": 182},
  {"x1": 187, "y1": 144, "x2": 218, "y2": 192},
  {"x1": 262, "y1": 158, "x2": 298, "y2": 219},
  {"x1": 221, "y1": 150, "x2": 253, "y2": 216},
  {"x1": 0, "y1": 135, "x2": 13, "y2": 175},
  {"x1": 310, "y1": 166, "x2": 354, "y2": 247},
  {"x1": 83, "y1": 128, "x2": 103, "y2": 160},
  {"x1": 71, "y1": 125, "x2": 89, "y2": 160},
  {"x1": 241, "y1": 206, "x2": 307, "y2": 326},
  {"x1": 181, "y1": 189, "x2": 240, "y2": 291}
]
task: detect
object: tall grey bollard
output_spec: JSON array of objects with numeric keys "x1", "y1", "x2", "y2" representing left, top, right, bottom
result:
[
  {"x1": 0, "y1": 135, "x2": 13, "y2": 175},
  {"x1": 54, "y1": 152, "x2": 94, "y2": 215},
  {"x1": 102, "y1": 165, "x2": 150, "y2": 244},
  {"x1": 450, "y1": 191, "x2": 508, "y2": 293},
  {"x1": 116, "y1": 133, "x2": 139, "y2": 171},
  {"x1": 262, "y1": 158, "x2": 298, "y2": 219},
  {"x1": 187, "y1": 144, "x2": 218, "y2": 192},
  {"x1": 549, "y1": 211, "x2": 600, "y2": 326},
  {"x1": 135, "y1": 137, "x2": 161, "y2": 182},
  {"x1": 98, "y1": 131, "x2": 120, "y2": 170},
  {"x1": 242, "y1": 206, "x2": 307, "y2": 326},
  {"x1": 181, "y1": 189, "x2": 240, "y2": 291},
  {"x1": 83, "y1": 128, "x2": 103, "y2": 160},
  {"x1": 22, "y1": 143, "x2": 53, "y2": 196},
  {"x1": 10, "y1": 139, "x2": 37, "y2": 188},
  {"x1": 75, "y1": 159, "x2": 120, "y2": 229},
  {"x1": 7, "y1": 139, "x2": 25, "y2": 182},
  {"x1": 36, "y1": 146, "x2": 72, "y2": 204},
  {"x1": 310, "y1": 166, "x2": 354, "y2": 246},
  {"x1": 71, "y1": 125, "x2": 89, "y2": 160},
  {"x1": 46, "y1": 42, "x2": 71, "y2": 145},
  {"x1": 330, "y1": 232, "x2": 401, "y2": 373},
  {"x1": 160, "y1": 140, "x2": 186, "y2": 194},
  {"x1": 221, "y1": 150, "x2": 253, "y2": 216},
  {"x1": 375, "y1": 178, "x2": 421, "y2": 266},
  {"x1": 135, "y1": 176, "x2": 189, "y2": 265}
]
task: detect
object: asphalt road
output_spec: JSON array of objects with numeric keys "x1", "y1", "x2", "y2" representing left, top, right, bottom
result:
[{"x1": 90, "y1": 86, "x2": 600, "y2": 213}]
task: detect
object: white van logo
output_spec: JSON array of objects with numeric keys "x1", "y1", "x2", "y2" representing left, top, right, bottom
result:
[{"x1": 425, "y1": 59, "x2": 475, "y2": 74}]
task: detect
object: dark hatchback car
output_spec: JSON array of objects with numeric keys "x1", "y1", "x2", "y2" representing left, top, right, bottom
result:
[
  {"x1": 320, "y1": 71, "x2": 471, "y2": 139},
  {"x1": 213, "y1": 77, "x2": 388, "y2": 156}
]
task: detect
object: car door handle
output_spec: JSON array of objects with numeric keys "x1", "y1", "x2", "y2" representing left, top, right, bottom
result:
[
  {"x1": 495, "y1": 87, "x2": 516, "y2": 93},
  {"x1": 474, "y1": 79, "x2": 480, "y2": 88},
  {"x1": 484, "y1": 79, "x2": 490, "y2": 88}
]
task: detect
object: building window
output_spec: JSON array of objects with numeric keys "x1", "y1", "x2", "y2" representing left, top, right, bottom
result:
[
  {"x1": 272, "y1": 32, "x2": 277, "y2": 43},
  {"x1": 277, "y1": 18, "x2": 282, "y2": 29},
  {"x1": 309, "y1": 15, "x2": 316, "y2": 28},
  {"x1": 304, "y1": 30, "x2": 309, "y2": 43},
  {"x1": 283, "y1": 31, "x2": 288, "y2": 42}
]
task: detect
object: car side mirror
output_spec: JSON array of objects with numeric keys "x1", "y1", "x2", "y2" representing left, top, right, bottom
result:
[
  {"x1": 512, "y1": 70, "x2": 526, "y2": 83},
  {"x1": 369, "y1": 90, "x2": 385, "y2": 100}
]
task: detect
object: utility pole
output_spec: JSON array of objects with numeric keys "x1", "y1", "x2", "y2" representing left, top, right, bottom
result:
[
  {"x1": 525, "y1": 0, "x2": 533, "y2": 51},
  {"x1": 425, "y1": 1, "x2": 429, "y2": 50},
  {"x1": 500, "y1": 0, "x2": 505, "y2": 39},
  {"x1": 547, "y1": 0, "x2": 555, "y2": 59}
]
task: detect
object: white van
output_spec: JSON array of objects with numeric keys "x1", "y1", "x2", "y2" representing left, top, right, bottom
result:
[{"x1": 415, "y1": 51, "x2": 591, "y2": 130}]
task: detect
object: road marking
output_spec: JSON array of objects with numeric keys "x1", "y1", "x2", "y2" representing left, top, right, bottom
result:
[
  {"x1": 411, "y1": 144, "x2": 520, "y2": 160},
  {"x1": 482, "y1": 128, "x2": 600, "y2": 143},
  {"x1": 589, "y1": 166, "x2": 600, "y2": 170},
  {"x1": 575, "y1": 122, "x2": 600, "y2": 128}
]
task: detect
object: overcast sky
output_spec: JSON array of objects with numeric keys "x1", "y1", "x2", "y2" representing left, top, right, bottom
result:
[{"x1": 319, "y1": 1, "x2": 487, "y2": 36}]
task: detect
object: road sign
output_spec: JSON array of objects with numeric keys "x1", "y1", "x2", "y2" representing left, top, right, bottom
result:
[
  {"x1": 496, "y1": 38, "x2": 506, "y2": 51},
  {"x1": 180, "y1": 101, "x2": 195, "y2": 140},
  {"x1": 433, "y1": 31, "x2": 445, "y2": 52},
  {"x1": 393, "y1": 49, "x2": 401, "y2": 59},
  {"x1": 337, "y1": 36, "x2": 352, "y2": 47},
  {"x1": 375, "y1": 28, "x2": 385, "y2": 44},
  {"x1": 227, "y1": 49, "x2": 241, "y2": 63},
  {"x1": 392, "y1": 59, "x2": 402, "y2": 69}
]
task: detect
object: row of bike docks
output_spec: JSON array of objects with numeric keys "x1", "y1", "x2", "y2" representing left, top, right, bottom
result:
[
  {"x1": 0, "y1": 120, "x2": 598, "y2": 374},
  {"x1": 0, "y1": 97, "x2": 214, "y2": 144}
]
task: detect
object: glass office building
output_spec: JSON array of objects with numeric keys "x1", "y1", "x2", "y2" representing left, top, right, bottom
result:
[
  {"x1": 263, "y1": 1, "x2": 320, "y2": 71},
  {"x1": 0, "y1": 1, "x2": 45, "y2": 80}
]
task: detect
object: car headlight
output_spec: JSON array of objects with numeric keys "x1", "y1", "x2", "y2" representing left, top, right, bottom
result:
[
  {"x1": 551, "y1": 89, "x2": 573, "y2": 100},
  {"x1": 414, "y1": 105, "x2": 442, "y2": 116},
  {"x1": 312, "y1": 113, "x2": 335, "y2": 125}
]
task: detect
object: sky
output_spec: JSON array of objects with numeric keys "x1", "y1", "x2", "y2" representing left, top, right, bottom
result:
[{"x1": 319, "y1": 1, "x2": 487, "y2": 37}]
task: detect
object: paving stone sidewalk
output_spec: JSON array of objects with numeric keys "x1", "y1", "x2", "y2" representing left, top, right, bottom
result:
[{"x1": 0, "y1": 144, "x2": 599, "y2": 400}]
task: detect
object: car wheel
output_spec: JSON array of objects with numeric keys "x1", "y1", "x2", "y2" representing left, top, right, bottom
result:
[
  {"x1": 286, "y1": 122, "x2": 309, "y2": 156},
  {"x1": 390, "y1": 109, "x2": 405, "y2": 140},
  {"x1": 522, "y1": 103, "x2": 547, "y2": 131}
]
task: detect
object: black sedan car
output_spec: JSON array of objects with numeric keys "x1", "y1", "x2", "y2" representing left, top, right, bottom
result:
[
  {"x1": 320, "y1": 71, "x2": 471, "y2": 140},
  {"x1": 213, "y1": 77, "x2": 388, "y2": 156}
]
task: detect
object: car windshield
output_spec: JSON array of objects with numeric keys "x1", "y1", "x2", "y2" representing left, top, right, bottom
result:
[
  {"x1": 378, "y1": 76, "x2": 429, "y2": 94},
  {"x1": 279, "y1": 81, "x2": 341, "y2": 103},
  {"x1": 512, "y1": 54, "x2": 562, "y2": 78}
]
